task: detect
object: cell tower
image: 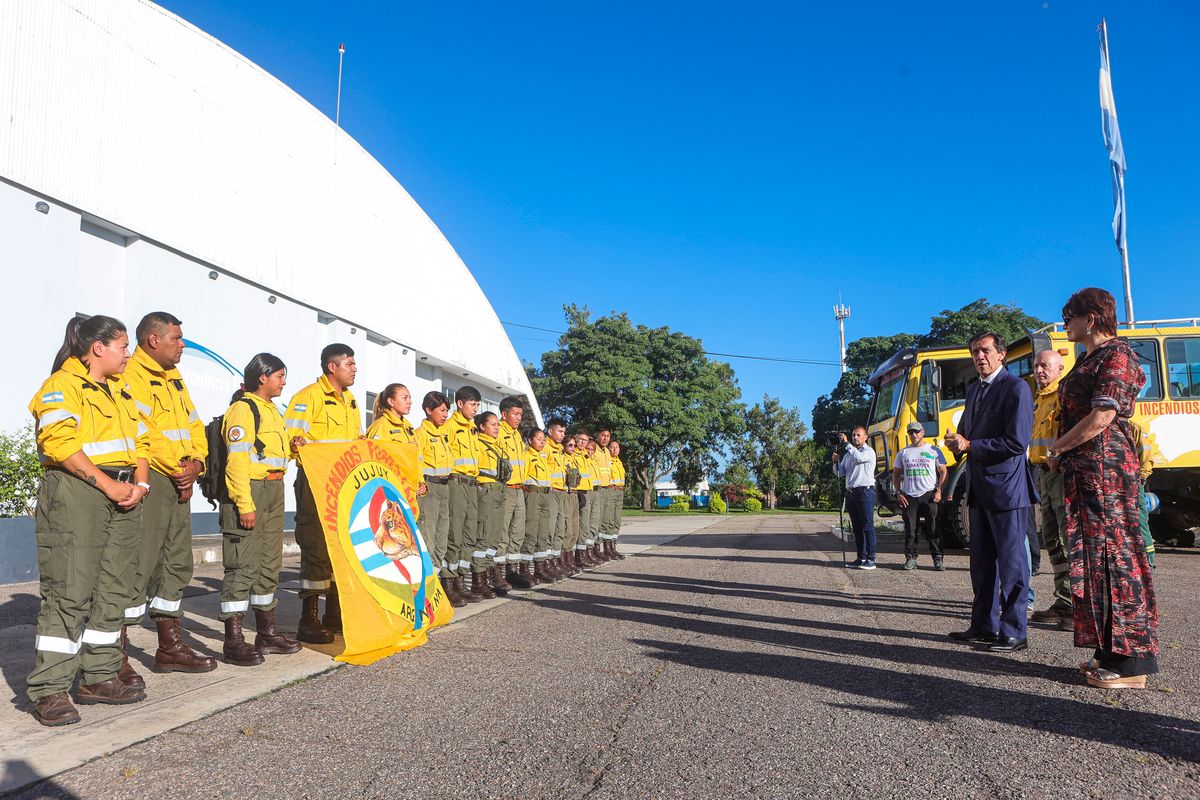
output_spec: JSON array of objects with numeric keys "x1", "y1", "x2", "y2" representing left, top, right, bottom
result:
[{"x1": 834, "y1": 304, "x2": 851, "y2": 374}]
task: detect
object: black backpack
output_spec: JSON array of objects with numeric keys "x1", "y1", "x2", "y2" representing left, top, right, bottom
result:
[{"x1": 198, "y1": 397, "x2": 265, "y2": 509}]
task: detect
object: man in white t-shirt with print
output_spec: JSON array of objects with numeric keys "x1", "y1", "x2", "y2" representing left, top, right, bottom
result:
[{"x1": 893, "y1": 421, "x2": 948, "y2": 571}]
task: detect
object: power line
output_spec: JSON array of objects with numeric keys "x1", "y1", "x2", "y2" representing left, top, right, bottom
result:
[{"x1": 500, "y1": 320, "x2": 841, "y2": 367}]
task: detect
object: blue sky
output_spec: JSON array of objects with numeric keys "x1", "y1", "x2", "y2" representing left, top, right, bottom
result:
[{"x1": 160, "y1": 1, "x2": 1200, "y2": 428}]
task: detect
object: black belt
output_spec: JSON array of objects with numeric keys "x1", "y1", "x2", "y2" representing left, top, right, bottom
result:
[
  {"x1": 847, "y1": 485, "x2": 874, "y2": 492},
  {"x1": 99, "y1": 466, "x2": 135, "y2": 482},
  {"x1": 424, "y1": 475, "x2": 450, "y2": 485}
]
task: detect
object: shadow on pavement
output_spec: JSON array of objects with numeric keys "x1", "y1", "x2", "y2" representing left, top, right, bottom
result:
[
  {"x1": 2, "y1": 760, "x2": 83, "y2": 800},
  {"x1": 632, "y1": 638, "x2": 1200, "y2": 763}
]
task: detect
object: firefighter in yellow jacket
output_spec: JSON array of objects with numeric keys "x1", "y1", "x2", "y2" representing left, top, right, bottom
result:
[
  {"x1": 543, "y1": 417, "x2": 571, "y2": 578},
  {"x1": 416, "y1": 391, "x2": 462, "y2": 606},
  {"x1": 445, "y1": 385, "x2": 485, "y2": 601},
  {"x1": 594, "y1": 427, "x2": 623, "y2": 560},
  {"x1": 27, "y1": 316, "x2": 151, "y2": 726},
  {"x1": 122, "y1": 312, "x2": 215, "y2": 678},
  {"x1": 572, "y1": 431, "x2": 598, "y2": 567},
  {"x1": 475, "y1": 411, "x2": 508, "y2": 596},
  {"x1": 284, "y1": 343, "x2": 361, "y2": 643},
  {"x1": 608, "y1": 438, "x2": 627, "y2": 560},
  {"x1": 497, "y1": 397, "x2": 529, "y2": 587},
  {"x1": 1027, "y1": 350, "x2": 1071, "y2": 629},
  {"x1": 522, "y1": 429, "x2": 553, "y2": 584},
  {"x1": 218, "y1": 353, "x2": 301, "y2": 666}
]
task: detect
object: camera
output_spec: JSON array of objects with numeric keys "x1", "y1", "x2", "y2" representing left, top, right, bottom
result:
[{"x1": 824, "y1": 431, "x2": 847, "y2": 446}]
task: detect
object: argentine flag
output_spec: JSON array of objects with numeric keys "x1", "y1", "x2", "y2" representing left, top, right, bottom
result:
[{"x1": 1099, "y1": 20, "x2": 1127, "y2": 256}]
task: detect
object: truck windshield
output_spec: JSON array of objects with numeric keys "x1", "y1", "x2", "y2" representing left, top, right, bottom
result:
[{"x1": 869, "y1": 369, "x2": 907, "y2": 426}]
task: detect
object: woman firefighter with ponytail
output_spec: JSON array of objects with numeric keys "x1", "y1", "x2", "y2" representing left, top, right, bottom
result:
[
  {"x1": 217, "y1": 353, "x2": 302, "y2": 666},
  {"x1": 27, "y1": 316, "x2": 151, "y2": 726}
]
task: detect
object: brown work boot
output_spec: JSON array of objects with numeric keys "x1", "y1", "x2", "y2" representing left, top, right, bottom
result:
[
  {"x1": 523, "y1": 561, "x2": 542, "y2": 586},
  {"x1": 472, "y1": 570, "x2": 497, "y2": 600},
  {"x1": 119, "y1": 626, "x2": 145, "y2": 688},
  {"x1": 153, "y1": 617, "x2": 217, "y2": 673},
  {"x1": 608, "y1": 540, "x2": 626, "y2": 560},
  {"x1": 508, "y1": 563, "x2": 534, "y2": 589},
  {"x1": 490, "y1": 565, "x2": 511, "y2": 595},
  {"x1": 254, "y1": 609, "x2": 301, "y2": 655},
  {"x1": 534, "y1": 561, "x2": 553, "y2": 583},
  {"x1": 33, "y1": 692, "x2": 81, "y2": 726},
  {"x1": 77, "y1": 677, "x2": 145, "y2": 705},
  {"x1": 441, "y1": 575, "x2": 466, "y2": 607},
  {"x1": 322, "y1": 584, "x2": 343, "y2": 633},
  {"x1": 592, "y1": 543, "x2": 610, "y2": 563},
  {"x1": 578, "y1": 548, "x2": 597, "y2": 568},
  {"x1": 458, "y1": 575, "x2": 482, "y2": 604},
  {"x1": 297, "y1": 595, "x2": 335, "y2": 644},
  {"x1": 223, "y1": 614, "x2": 264, "y2": 666},
  {"x1": 1031, "y1": 605, "x2": 1071, "y2": 624},
  {"x1": 567, "y1": 553, "x2": 583, "y2": 575}
]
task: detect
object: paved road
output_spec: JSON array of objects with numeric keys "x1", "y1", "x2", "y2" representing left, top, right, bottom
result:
[{"x1": 9, "y1": 515, "x2": 1200, "y2": 799}]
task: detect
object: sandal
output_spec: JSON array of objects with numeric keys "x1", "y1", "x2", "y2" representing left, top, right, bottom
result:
[
  {"x1": 1078, "y1": 658, "x2": 1099, "y2": 675},
  {"x1": 1085, "y1": 668, "x2": 1147, "y2": 689}
]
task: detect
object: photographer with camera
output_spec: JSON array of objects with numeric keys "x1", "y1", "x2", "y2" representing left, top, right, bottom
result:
[{"x1": 833, "y1": 426, "x2": 877, "y2": 570}]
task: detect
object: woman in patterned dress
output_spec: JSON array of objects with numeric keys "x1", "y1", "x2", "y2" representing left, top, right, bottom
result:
[{"x1": 1046, "y1": 287, "x2": 1158, "y2": 689}]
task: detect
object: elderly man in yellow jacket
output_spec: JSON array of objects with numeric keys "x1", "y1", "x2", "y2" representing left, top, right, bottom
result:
[{"x1": 1028, "y1": 349, "x2": 1071, "y2": 630}]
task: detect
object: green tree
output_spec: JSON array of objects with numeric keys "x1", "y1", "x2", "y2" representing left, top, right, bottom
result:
[
  {"x1": 0, "y1": 424, "x2": 42, "y2": 517},
  {"x1": 742, "y1": 395, "x2": 808, "y2": 509},
  {"x1": 529, "y1": 306, "x2": 745, "y2": 510},
  {"x1": 921, "y1": 298, "x2": 1046, "y2": 347}
]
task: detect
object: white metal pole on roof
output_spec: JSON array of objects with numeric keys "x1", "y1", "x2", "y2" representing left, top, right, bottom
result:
[
  {"x1": 834, "y1": 304, "x2": 850, "y2": 374},
  {"x1": 336, "y1": 43, "x2": 346, "y2": 128}
]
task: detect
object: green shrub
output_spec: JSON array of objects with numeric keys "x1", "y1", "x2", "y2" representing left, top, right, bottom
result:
[
  {"x1": 0, "y1": 424, "x2": 42, "y2": 517},
  {"x1": 668, "y1": 495, "x2": 690, "y2": 513},
  {"x1": 708, "y1": 495, "x2": 727, "y2": 514},
  {"x1": 743, "y1": 497, "x2": 763, "y2": 513}
]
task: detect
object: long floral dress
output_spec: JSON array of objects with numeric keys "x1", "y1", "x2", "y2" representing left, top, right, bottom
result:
[{"x1": 1058, "y1": 337, "x2": 1158, "y2": 672}]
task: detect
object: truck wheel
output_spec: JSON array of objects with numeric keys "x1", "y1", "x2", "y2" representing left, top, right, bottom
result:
[{"x1": 939, "y1": 489, "x2": 971, "y2": 549}]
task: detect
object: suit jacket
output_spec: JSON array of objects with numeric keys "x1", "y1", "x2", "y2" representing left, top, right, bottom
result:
[{"x1": 958, "y1": 367, "x2": 1038, "y2": 511}]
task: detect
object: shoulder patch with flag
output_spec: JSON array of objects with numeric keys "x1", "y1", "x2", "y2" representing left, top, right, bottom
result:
[{"x1": 41, "y1": 391, "x2": 65, "y2": 404}]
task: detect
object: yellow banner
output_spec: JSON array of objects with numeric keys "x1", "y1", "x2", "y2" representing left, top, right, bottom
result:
[{"x1": 298, "y1": 439, "x2": 453, "y2": 664}]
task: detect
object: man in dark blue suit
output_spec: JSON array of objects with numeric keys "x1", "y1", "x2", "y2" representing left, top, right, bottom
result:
[{"x1": 944, "y1": 332, "x2": 1039, "y2": 652}]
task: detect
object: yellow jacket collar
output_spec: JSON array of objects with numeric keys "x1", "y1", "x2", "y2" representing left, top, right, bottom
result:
[
  {"x1": 62, "y1": 356, "x2": 113, "y2": 389},
  {"x1": 131, "y1": 346, "x2": 179, "y2": 379},
  {"x1": 1036, "y1": 377, "x2": 1062, "y2": 398}
]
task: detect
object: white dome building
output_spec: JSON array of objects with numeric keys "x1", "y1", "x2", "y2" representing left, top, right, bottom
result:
[{"x1": 0, "y1": 0, "x2": 539, "y2": 518}]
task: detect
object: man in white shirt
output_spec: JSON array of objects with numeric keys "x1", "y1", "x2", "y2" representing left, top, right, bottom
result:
[
  {"x1": 833, "y1": 426, "x2": 878, "y2": 570},
  {"x1": 893, "y1": 421, "x2": 948, "y2": 571}
]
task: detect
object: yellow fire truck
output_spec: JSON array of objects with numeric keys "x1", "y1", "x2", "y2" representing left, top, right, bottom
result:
[{"x1": 864, "y1": 319, "x2": 1200, "y2": 547}]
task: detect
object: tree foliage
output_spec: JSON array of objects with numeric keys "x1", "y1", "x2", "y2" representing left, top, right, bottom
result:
[
  {"x1": 528, "y1": 305, "x2": 744, "y2": 510},
  {"x1": 0, "y1": 425, "x2": 42, "y2": 517},
  {"x1": 741, "y1": 395, "x2": 808, "y2": 509},
  {"x1": 811, "y1": 299, "x2": 1046, "y2": 437}
]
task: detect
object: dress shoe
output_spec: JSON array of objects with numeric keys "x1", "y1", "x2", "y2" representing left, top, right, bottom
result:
[
  {"x1": 153, "y1": 616, "x2": 218, "y2": 673},
  {"x1": 77, "y1": 677, "x2": 146, "y2": 705},
  {"x1": 948, "y1": 629, "x2": 997, "y2": 643},
  {"x1": 33, "y1": 692, "x2": 81, "y2": 726},
  {"x1": 987, "y1": 636, "x2": 1028, "y2": 653}
]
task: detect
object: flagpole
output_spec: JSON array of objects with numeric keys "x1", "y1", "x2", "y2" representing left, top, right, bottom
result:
[
  {"x1": 336, "y1": 43, "x2": 345, "y2": 128},
  {"x1": 1121, "y1": 243, "x2": 1134, "y2": 325}
]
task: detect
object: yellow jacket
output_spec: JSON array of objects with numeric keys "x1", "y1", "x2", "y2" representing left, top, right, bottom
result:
[
  {"x1": 477, "y1": 433, "x2": 504, "y2": 485},
  {"x1": 223, "y1": 393, "x2": 290, "y2": 514},
  {"x1": 610, "y1": 455, "x2": 626, "y2": 488},
  {"x1": 1029, "y1": 378, "x2": 1061, "y2": 466},
  {"x1": 1128, "y1": 420, "x2": 1154, "y2": 481},
  {"x1": 367, "y1": 411, "x2": 418, "y2": 453},
  {"x1": 544, "y1": 439, "x2": 566, "y2": 490},
  {"x1": 573, "y1": 451, "x2": 594, "y2": 491},
  {"x1": 498, "y1": 420, "x2": 526, "y2": 486},
  {"x1": 445, "y1": 410, "x2": 480, "y2": 478},
  {"x1": 416, "y1": 419, "x2": 452, "y2": 478},
  {"x1": 284, "y1": 374, "x2": 361, "y2": 447},
  {"x1": 30, "y1": 357, "x2": 150, "y2": 469},
  {"x1": 524, "y1": 446, "x2": 550, "y2": 488},
  {"x1": 592, "y1": 447, "x2": 613, "y2": 486},
  {"x1": 124, "y1": 347, "x2": 207, "y2": 477}
]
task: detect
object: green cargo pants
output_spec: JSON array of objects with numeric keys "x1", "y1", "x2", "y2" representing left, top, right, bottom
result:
[
  {"x1": 598, "y1": 487, "x2": 620, "y2": 541},
  {"x1": 421, "y1": 479, "x2": 451, "y2": 578},
  {"x1": 501, "y1": 485, "x2": 526, "y2": 564},
  {"x1": 27, "y1": 470, "x2": 142, "y2": 702},
  {"x1": 523, "y1": 489, "x2": 552, "y2": 562},
  {"x1": 475, "y1": 482, "x2": 505, "y2": 570},
  {"x1": 564, "y1": 491, "x2": 581, "y2": 552},
  {"x1": 1038, "y1": 467, "x2": 1071, "y2": 611},
  {"x1": 294, "y1": 469, "x2": 332, "y2": 599},
  {"x1": 448, "y1": 476, "x2": 478, "y2": 575},
  {"x1": 549, "y1": 490, "x2": 566, "y2": 555},
  {"x1": 218, "y1": 479, "x2": 285, "y2": 621},
  {"x1": 126, "y1": 469, "x2": 193, "y2": 623},
  {"x1": 578, "y1": 490, "x2": 594, "y2": 545}
]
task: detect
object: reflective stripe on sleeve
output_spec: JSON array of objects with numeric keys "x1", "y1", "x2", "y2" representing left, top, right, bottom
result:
[
  {"x1": 453, "y1": 458, "x2": 477, "y2": 466},
  {"x1": 137, "y1": 422, "x2": 148, "y2": 437},
  {"x1": 189, "y1": 410, "x2": 201, "y2": 423},
  {"x1": 252, "y1": 456, "x2": 289, "y2": 468},
  {"x1": 285, "y1": 419, "x2": 311, "y2": 431},
  {"x1": 1030, "y1": 438, "x2": 1054, "y2": 448},
  {"x1": 228, "y1": 442, "x2": 253, "y2": 454},
  {"x1": 162, "y1": 429, "x2": 192, "y2": 441},
  {"x1": 39, "y1": 409, "x2": 80, "y2": 426},
  {"x1": 135, "y1": 401, "x2": 152, "y2": 415},
  {"x1": 35, "y1": 635, "x2": 81, "y2": 654}
]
